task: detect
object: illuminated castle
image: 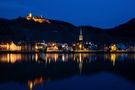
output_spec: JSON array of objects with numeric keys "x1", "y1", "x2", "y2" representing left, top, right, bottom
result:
[{"x1": 26, "y1": 12, "x2": 51, "y2": 24}]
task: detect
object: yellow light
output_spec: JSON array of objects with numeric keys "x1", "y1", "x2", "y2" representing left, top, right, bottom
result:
[
  {"x1": 52, "y1": 43, "x2": 55, "y2": 46},
  {"x1": 7, "y1": 43, "x2": 10, "y2": 50},
  {"x1": 0, "y1": 54, "x2": 22, "y2": 64},
  {"x1": 28, "y1": 77, "x2": 44, "y2": 90},
  {"x1": 9, "y1": 42, "x2": 21, "y2": 51},
  {"x1": 110, "y1": 54, "x2": 116, "y2": 66},
  {"x1": 79, "y1": 53, "x2": 82, "y2": 63},
  {"x1": 26, "y1": 12, "x2": 51, "y2": 24},
  {"x1": 79, "y1": 53, "x2": 83, "y2": 74},
  {"x1": 35, "y1": 54, "x2": 38, "y2": 62},
  {"x1": 54, "y1": 54, "x2": 57, "y2": 62},
  {"x1": 79, "y1": 44, "x2": 82, "y2": 50},
  {"x1": 28, "y1": 81, "x2": 33, "y2": 90},
  {"x1": 35, "y1": 46, "x2": 38, "y2": 49},
  {"x1": 46, "y1": 54, "x2": 58, "y2": 62},
  {"x1": 111, "y1": 44, "x2": 117, "y2": 51}
]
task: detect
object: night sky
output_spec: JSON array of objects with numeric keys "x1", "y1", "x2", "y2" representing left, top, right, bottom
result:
[{"x1": 0, "y1": 0, "x2": 135, "y2": 28}]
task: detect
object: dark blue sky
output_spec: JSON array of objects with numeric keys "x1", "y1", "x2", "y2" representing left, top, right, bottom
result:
[{"x1": 0, "y1": 0, "x2": 135, "y2": 28}]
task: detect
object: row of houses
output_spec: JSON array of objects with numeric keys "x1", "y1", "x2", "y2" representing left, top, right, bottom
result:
[
  {"x1": 0, "y1": 41, "x2": 36, "y2": 51},
  {"x1": 0, "y1": 41, "x2": 135, "y2": 52},
  {"x1": 0, "y1": 41, "x2": 61, "y2": 52}
]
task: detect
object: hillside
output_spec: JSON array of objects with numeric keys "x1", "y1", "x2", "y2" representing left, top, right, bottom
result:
[
  {"x1": 0, "y1": 17, "x2": 135, "y2": 43},
  {"x1": 0, "y1": 17, "x2": 78, "y2": 42},
  {"x1": 107, "y1": 18, "x2": 135, "y2": 42},
  {"x1": 80, "y1": 18, "x2": 135, "y2": 43}
]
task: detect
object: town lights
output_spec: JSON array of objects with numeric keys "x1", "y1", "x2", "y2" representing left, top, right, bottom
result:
[
  {"x1": 110, "y1": 44, "x2": 117, "y2": 51},
  {"x1": 79, "y1": 44, "x2": 82, "y2": 50}
]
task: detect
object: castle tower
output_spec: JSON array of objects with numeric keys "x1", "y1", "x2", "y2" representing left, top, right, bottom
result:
[{"x1": 79, "y1": 28, "x2": 83, "y2": 42}]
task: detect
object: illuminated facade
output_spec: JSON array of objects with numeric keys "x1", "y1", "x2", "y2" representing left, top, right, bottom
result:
[
  {"x1": 26, "y1": 12, "x2": 51, "y2": 24},
  {"x1": 0, "y1": 42, "x2": 21, "y2": 51},
  {"x1": 0, "y1": 41, "x2": 37, "y2": 52},
  {"x1": 46, "y1": 43, "x2": 58, "y2": 52},
  {"x1": 110, "y1": 44, "x2": 117, "y2": 51}
]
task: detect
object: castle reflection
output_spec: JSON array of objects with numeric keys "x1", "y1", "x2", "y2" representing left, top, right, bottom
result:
[{"x1": 28, "y1": 77, "x2": 44, "y2": 90}]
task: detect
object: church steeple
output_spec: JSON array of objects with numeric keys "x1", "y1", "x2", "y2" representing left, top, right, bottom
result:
[
  {"x1": 28, "y1": 12, "x2": 32, "y2": 17},
  {"x1": 79, "y1": 28, "x2": 83, "y2": 41}
]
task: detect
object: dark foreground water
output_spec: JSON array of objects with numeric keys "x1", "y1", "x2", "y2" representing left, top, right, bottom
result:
[{"x1": 0, "y1": 53, "x2": 135, "y2": 90}]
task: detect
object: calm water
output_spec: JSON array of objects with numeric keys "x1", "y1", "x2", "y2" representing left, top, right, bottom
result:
[{"x1": 0, "y1": 53, "x2": 135, "y2": 90}]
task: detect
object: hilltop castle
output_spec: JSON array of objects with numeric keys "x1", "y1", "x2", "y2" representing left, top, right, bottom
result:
[{"x1": 26, "y1": 12, "x2": 51, "y2": 24}]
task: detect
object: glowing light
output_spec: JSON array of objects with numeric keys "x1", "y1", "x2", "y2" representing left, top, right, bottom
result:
[
  {"x1": 54, "y1": 54, "x2": 57, "y2": 62},
  {"x1": 79, "y1": 53, "x2": 82, "y2": 63},
  {"x1": 110, "y1": 44, "x2": 117, "y2": 51},
  {"x1": 28, "y1": 77, "x2": 44, "y2": 90},
  {"x1": 79, "y1": 44, "x2": 82, "y2": 50},
  {"x1": 28, "y1": 81, "x2": 33, "y2": 90},
  {"x1": 62, "y1": 54, "x2": 65, "y2": 62},
  {"x1": 35, "y1": 45, "x2": 38, "y2": 50},
  {"x1": 79, "y1": 53, "x2": 83, "y2": 74},
  {"x1": 35, "y1": 54, "x2": 38, "y2": 62},
  {"x1": 47, "y1": 43, "x2": 58, "y2": 51},
  {"x1": 26, "y1": 12, "x2": 51, "y2": 24},
  {"x1": 45, "y1": 54, "x2": 58, "y2": 62},
  {"x1": 7, "y1": 43, "x2": 10, "y2": 50},
  {"x1": 10, "y1": 42, "x2": 17, "y2": 51},
  {"x1": 79, "y1": 29, "x2": 83, "y2": 41},
  {"x1": 5, "y1": 42, "x2": 21, "y2": 51},
  {"x1": 29, "y1": 12, "x2": 32, "y2": 17},
  {"x1": 0, "y1": 54, "x2": 22, "y2": 64},
  {"x1": 110, "y1": 54, "x2": 116, "y2": 66}
]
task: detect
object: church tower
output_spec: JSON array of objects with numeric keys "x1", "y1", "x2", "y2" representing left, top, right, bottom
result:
[
  {"x1": 78, "y1": 28, "x2": 84, "y2": 50},
  {"x1": 26, "y1": 12, "x2": 32, "y2": 20},
  {"x1": 79, "y1": 28, "x2": 83, "y2": 42},
  {"x1": 28, "y1": 12, "x2": 32, "y2": 18}
]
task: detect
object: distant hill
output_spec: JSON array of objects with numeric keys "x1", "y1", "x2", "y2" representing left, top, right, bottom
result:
[
  {"x1": 107, "y1": 18, "x2": 135, "y2": 42},
  {"x1": 0, "y1": 17, "x2": 135, "y2": 44},
  {"x1": 0, "y1": 17, "x2": 78, "y2": 42},
  {"x1": 80, "y1": 18, "x2": 135, "y2": 44}
]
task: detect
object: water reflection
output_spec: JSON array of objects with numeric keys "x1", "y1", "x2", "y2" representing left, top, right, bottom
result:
[
  {"x1": 28, "y1": 77, "x2": 44, "y2": 90},
  {"x1": 0, "y1": 53, "x2": 135, "y2": 65},
  {"x1": 0, "y1": 53, "x2": 135, "y2": 90},
  {"x1": 0, "y1": 54, "x2": 39, "y2": 64},
  {"x1": 39, "y1": 53, "x2": 135, "y2": 66}
]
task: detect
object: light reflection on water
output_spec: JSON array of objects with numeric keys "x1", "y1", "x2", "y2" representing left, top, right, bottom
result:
[
  {"x1": 0, "y1": 53, "x2": 134, "y2": 65},
  {"x1": 28, "y1": 77, "x2": 44, "y2": 90},
  {"x1": 0, "y1": 53, "x2": 135, "y2": 90}
]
